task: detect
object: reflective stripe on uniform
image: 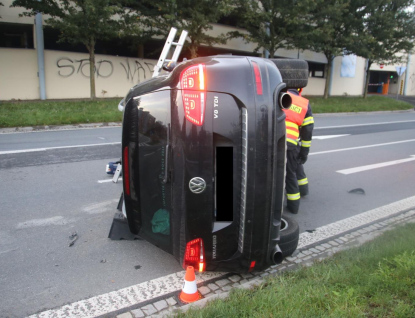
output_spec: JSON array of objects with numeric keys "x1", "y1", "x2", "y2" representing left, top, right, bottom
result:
[
  {"x1": 287, "y1": 138, "x2": 298, "y2": 145},
  {"x1": 298, "y1": 178, "x2": 308, "y2": 186},
  {"x1": 286, "y1": 121, "x2": 299, "y2": 129},
  {"x1": 287, "y1": 192, "x2": 300, "y2": 200},
  {"x1": 302, "y1": 116, "x2": 314, "y2": 126},
  {"x1": 301, "y1": 140, "x2": 311, "y2": 148},
  {"x1": 287, "y1": 128, "x2": 299, "y2": 138}
]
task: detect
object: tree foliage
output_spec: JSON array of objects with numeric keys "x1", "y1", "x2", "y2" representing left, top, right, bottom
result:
[
  {"x1": 11, "y1": 0, "x2": 131, "y2": 99},
  {"x1": 347, "y1": 0, "x2": 415, "y2": 97},
  {"x1": 293, "y1": 0, "x2": 356, "y2": 98},
  {"x1": 146, "y1": 0, "x2": 233, "y2": 58},
  {"x1": 229, "y1": 0, "x2": 304, "y2": 58}
]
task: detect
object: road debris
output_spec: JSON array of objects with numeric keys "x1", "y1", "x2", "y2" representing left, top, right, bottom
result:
[
  {"x1": 69, "y1": 232, "x2": 78, "y2": 247},
  {"x1": 348, "y1": 188, "x2": 365, "y2": 195}
]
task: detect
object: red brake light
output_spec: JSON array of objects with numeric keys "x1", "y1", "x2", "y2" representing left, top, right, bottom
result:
[
  {"x1": 183, "y1": 238, "x2": 205, "y2": 272},
  {"x1": 123, "y1": 146, "x2": 130, "y2": 196},
  {"x1": 249, "y1": 261, "x2": 256, "y2": 272},
  {"x1": 180, "y1": 64, "x2": 206, "y2": 126},
  {"x1": 252, "y1": 61, "x2": 263, "y2": 95}
]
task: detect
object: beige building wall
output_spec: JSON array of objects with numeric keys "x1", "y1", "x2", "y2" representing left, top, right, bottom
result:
[
  {"x1": 0, "y1": 48, "x2": 158, "y2": 100},
  {"x1": 1, "y1": 0, "x2": 36, "y2": 24},
  {"x1": 44, "y1": 51, "x2": 156, "y2": 99},
  {"x1": 330, "y1": 55, "x2": 366, "y2": 96},
  {"x1": 0, "y1": 48, "x2": 39, "y2": 100},
  {"x1": 303, "y1": 78, "x2": 325, "y2": 96}
]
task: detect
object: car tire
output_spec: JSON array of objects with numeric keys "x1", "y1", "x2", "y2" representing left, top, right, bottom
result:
[
  {"x1": 279, "y1": 214, "x2": 300, "y2": 257},
  {"x1": 270, "y1": 59, "x2": 309, "y2": 89}
]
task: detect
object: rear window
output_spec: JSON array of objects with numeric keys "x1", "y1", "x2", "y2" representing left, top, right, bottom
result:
[{"x1": 136, "y1": 91, "x2": 172, "y2": 252}]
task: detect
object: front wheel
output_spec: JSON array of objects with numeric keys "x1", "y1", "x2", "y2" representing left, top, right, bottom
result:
[{"x1": 279, "y1": 215, "x2": 300, "y2": 257}]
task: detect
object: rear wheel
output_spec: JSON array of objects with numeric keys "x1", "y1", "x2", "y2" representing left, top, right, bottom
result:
[
  {"x1": 279, "y1": 215, "x2": 300, "y2": 257},
  {"x1": 270, "y1": 59, "x2": 309, "y2": 89}
]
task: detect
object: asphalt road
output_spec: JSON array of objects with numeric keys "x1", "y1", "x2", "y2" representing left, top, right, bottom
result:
[{"x1": 1, "y1": 110, "x2": 415, "y2": 317}]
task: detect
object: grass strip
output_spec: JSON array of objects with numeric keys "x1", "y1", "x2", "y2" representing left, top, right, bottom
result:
[
  {"x1": 0, "y1": 99, "x2": 122, "y2": 128},
  {"x1": 0, "y1": 96, "x2": 412, "y2": 128},
  {"x1": 178, "y1": 222, "x2": 415, "y2": 318},
  {"x1": 308, "y1": 96, "x2": 413, "y2": 113}
]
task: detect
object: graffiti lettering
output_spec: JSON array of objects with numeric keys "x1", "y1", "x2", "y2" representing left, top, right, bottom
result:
[
  {"x1": 56, "y1": 57, "x2": 154, "y2": 82},
  {"x1": 121, "y1": 59, "x2": 144, "y2": 83},
  {"x1": 96, "y1": 60, "x2": 113, "y2": 78},
  {"x1": 57, "y1": 58, "x2": 75, "y2": 77},
  {"x1": 120, "y1": 59, "x2": 154, "y2": 83},
  {"x1": 57, "y1": 58, "x2": 114, "y2": 78}
]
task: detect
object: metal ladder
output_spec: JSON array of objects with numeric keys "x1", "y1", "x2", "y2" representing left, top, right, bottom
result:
[
  {"x1": 112, "y1": 27, "x2": 188, "y2": 184},
  {"x1": 152, "y1": 27, "x2": 188, "y2": 77}
]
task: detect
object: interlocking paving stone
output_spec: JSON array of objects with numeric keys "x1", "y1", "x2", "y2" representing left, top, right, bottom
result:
[
  {"x1": 153, "y1": 300, "x2": 168, "y2": 311},
  {"x1": 131, "y1": 309, "x2": 144, "y2": 318},
  {"x1": 207, "y1": 283, "x2": 219, "y2": 291},
  {"x1": 140, "y1": 304, "x2": 157, "y2": 316}
]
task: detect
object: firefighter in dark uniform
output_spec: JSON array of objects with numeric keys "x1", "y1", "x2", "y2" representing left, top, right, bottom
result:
[{"x1": 283, "y1": 88, "x2": 314, "y2": 214}]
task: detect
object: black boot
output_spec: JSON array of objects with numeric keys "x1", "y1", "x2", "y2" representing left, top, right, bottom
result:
[
  {"x1": 287, "y1": 200, "x2": 300, "y2": 214},
  {"x1": 299, "y1": 184, "x2": 309, "y2": 196}
]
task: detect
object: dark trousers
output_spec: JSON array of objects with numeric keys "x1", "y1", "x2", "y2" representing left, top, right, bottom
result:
[
  {"x1": 296, "y1": 162, "x2": 309, "y2": 196},
  {"x1": 286, "y1": 145, "x2": 300, "y2": 213}
]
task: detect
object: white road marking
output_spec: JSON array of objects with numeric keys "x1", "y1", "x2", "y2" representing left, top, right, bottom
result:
[
  {"x1": 28, "y1": 195, "x2": 415, "y2": 318},
  {"x1": 313, "y1": 134, "x2": 350, "y2": 140},
  {"x1": 337, "y1": 155, "x2": 415, "y2": 175},
  {"x1": 310, "y1": 139, "x2": 415, "y2": 156},
  {"x1": 0, "y1": 142, "x2": 121, "y2": 155},
  {"x1": 16, "y1": 216, "x2": 68, "y2": 229},
  {"x1": 97, "y1": 178, "x2": 123, "y2": 183},
  {"x1": 82, "y1": 199, "x2": 119, "y2": 214},
  {"x1": 315, "y1": 119, "x2": 415, "y2": 130}
]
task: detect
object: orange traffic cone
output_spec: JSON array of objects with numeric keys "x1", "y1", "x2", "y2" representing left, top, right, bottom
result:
[{"x1": 179, "y1": 266, "x2": 201, "y2": 303}]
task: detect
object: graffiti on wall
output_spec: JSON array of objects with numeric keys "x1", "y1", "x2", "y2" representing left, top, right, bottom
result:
[
  {"x1": 57, "y1": 57, "x2": 155, "y2": 83},
  {"x1": 120, "y1": 59, "x2": 155, "y2": 83}
]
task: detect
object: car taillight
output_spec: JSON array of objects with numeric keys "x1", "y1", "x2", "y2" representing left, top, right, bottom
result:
[
  {"x1": 252, "y1": 61, "x2": 263, "y2": 95},
  {"x1": 123, "y1": 146, "x2": 130, "y2": 196},
  {"x1": 183, "y1": 238, "x2": 205, "y2": 272},
  {"x1": 180, "y1": 64, "x2": 206, "y2": 126}
]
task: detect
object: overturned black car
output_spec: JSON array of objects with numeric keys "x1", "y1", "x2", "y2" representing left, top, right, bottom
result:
[{"x1": 117, "y1": 55, "x2": 308, "y2": 273}]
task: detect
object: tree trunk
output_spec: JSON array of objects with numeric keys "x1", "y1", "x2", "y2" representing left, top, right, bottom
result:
[
  {"x1": 363, "y1": 59, "x2": 372, "y2": 99},
  {"x1": 138, "y1": 44, "x2": 144, "y2": 58},
  {"x1": 189, "y1": 42, "x2": 198, "y2": 59},
  {"x1": 323, "y1": 58, "x2": 332, "y2": 99},
  {"x1": 87, "y1": 39, "x2": 96, "y2": 100}
]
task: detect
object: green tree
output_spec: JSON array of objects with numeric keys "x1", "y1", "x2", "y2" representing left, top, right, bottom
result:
[
  {"x1": 295, "y1": 0, "x2": 355, "y2": 99},
  {"x1": 12, "y1": 0, "x2": 131, "y2": 99},
  {"x1": 229, "y1": 0, "x2": 304, "y2": 58},
  {"x1": 347, "y1": 0, "x2": 415, "y2": 98},
  {"x1": 149, "y1": 0, "x2": 233, "y2": 59},
  {"x1": 119, "y1": 2, "x2": 164, "y2": 58}
]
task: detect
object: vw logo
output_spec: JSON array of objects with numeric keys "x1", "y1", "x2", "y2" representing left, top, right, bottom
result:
[{"x1": 189, "y1": 177, "x2": 206, "y2": 194}]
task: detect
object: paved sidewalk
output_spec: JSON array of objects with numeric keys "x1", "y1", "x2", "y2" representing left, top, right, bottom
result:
[{"x1": 114, "y1": 208, "x2": 415, "y2": 318}]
